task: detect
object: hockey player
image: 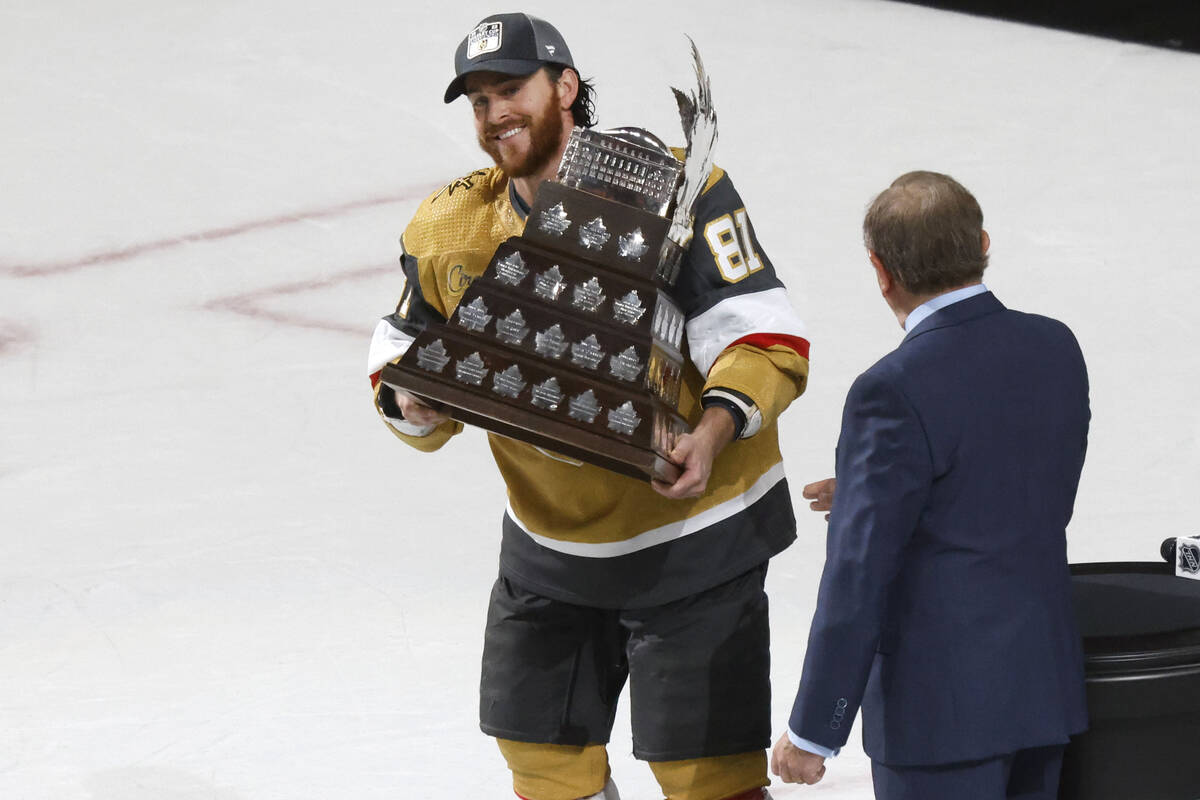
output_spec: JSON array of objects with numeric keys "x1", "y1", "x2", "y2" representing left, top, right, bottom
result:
[{"x1": 368, "y1": 12, "x2": 810, "y2": 800}]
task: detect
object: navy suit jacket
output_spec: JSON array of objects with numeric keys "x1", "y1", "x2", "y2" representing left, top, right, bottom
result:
[{"x1": 788, "y1": 292, "x2": 1089, "y2": 766}]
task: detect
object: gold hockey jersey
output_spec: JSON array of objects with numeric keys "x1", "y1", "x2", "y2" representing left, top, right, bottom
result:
[{"x1": 369, "y1": 164, "x2": 810, "y2": 608}]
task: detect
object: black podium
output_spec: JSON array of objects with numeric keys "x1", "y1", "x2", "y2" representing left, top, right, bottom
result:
[{"x1": 1060, "y1": 562, "x2": 1200, "y2": 799}]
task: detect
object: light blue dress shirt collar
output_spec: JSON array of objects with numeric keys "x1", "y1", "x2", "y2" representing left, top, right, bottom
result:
[{"x1": 903, "y1": 283, "x2": 989, "y2": 334}]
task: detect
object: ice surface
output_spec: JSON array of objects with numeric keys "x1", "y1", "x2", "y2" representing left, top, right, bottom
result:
[{"x1": 3, "y1": 1, "x2": 1198, "y2": 797}]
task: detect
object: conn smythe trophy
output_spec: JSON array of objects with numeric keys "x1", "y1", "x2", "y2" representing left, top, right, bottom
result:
[{"x1": 383, "y1": 44, "x2": 718, "y2": 483}]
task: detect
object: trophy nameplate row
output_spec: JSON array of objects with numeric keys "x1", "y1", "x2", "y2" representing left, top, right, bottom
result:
[{"x1": 382, "y1": 126, "x2": 698, "y2": 483}]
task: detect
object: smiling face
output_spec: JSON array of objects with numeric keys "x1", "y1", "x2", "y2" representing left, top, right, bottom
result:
[{"x1": 465, "y1": 68, "x2": 574, "y2": 179}]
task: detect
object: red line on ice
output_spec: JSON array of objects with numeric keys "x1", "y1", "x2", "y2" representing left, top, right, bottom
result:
[
  {"x1": 2, "y1": 186, "x2": 436, "y2": 278},
  {"x1": 204, "y1": 263, "x2": 396, "y2": 336}
]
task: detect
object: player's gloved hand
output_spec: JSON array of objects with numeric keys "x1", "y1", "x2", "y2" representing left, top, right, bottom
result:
[{"x1": 652, "y1": 405, "x2": 736, "y2": 500}]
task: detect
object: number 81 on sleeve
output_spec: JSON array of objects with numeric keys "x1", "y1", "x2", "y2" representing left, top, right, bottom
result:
[{"x1": 703, "y1": 208, "x2": 763, "y2": 283}]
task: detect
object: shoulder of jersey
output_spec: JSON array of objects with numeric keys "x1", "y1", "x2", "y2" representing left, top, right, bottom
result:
[
  {"x1": 420, "y1": 165, "x2": 507, "y2": 212},
  {"x1": 405, "y1": 165, "x2": 508, "y2": 252}
]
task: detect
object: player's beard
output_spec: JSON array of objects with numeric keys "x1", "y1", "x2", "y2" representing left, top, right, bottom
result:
[{"x1": 478, "y1": 91, "x2": 566, "y2": 179}]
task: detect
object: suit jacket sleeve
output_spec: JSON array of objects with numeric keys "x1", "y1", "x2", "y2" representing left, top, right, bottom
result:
[{"x1": 788, "y1": 368, "x2": 932, "y2": 750}]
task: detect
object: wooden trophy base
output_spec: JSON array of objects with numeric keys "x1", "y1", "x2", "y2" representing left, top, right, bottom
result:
[{"x1": 381, "y1": 363, "x2": 683, "y2": 484}]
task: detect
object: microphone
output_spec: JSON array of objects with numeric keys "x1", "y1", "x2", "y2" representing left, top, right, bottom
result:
[
  {"x1": 1162, "y1": 535, "x2": 1200, "y2": 580},
  {"x1": 1161, "y1": 535, "x2": 1200, "y2": 563},
  {"x1": 1163, "y1": 538, "x2": 1178, "y2": 562}
]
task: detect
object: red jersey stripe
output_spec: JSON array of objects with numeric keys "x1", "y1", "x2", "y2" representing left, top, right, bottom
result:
[{"x1": 727, "y1": 332, "x2": 811, "y2": 360}]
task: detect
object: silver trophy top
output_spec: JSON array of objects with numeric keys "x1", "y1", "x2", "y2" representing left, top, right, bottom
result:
[
  {"x1": 556, "y1": 126, "x2": 684, "y2": 218},
  {"x1": 553, "y1": 40, "x2": 718, "y2": 243}
]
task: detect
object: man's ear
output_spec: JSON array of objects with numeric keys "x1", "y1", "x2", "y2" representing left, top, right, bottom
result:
[
  {"x1": 556, "y1": 67, "x2": 579, "y2": 111},
  {"x1": 981, "y1": 229, "x2": 990, "y2": 255},
  {"x1": 869, "y1": 250, "x2": 892, "y2": 294}
]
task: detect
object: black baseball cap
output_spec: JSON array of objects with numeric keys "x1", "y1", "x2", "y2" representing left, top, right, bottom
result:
[{"x1": 443, "y1": 12, "x2": 574, "y2": 104}]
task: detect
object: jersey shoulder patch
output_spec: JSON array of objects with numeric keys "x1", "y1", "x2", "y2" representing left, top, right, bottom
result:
[
  {"x1": 428, "y1": 166, "x2": 506, "y2": 206},
  {"x1": 404, "y1": 165, "x2": 508, "y2": 256}
]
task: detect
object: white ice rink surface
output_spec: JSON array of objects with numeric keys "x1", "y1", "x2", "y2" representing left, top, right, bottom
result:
[{"x1": 3, "y1": 1, "x2": 1199, "y2": 797}]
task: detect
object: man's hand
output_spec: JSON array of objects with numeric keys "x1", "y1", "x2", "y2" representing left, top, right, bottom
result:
[
  {"x1": 394, "y1": 389, "x2": 450, "y2": 427},
  {"x1": 801, "y1": 478, "x2": 836, "y2": 520},
  {"x1": 652, "y1": 406, "x2": 737, "y2": 499},
  {"x1": 771, "y1": 733, "x2": 827, "y2": 785}
]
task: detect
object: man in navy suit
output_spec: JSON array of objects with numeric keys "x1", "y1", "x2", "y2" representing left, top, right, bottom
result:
[{"x1": 771, "y1": 171, "x2": 1089, "y2": 799}]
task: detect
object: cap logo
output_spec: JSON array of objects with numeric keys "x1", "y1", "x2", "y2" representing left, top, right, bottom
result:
[
  {"x1": 466, "y1": 21, "x2": 503, "y2": 60},
  {"x1": 545, "y1": 44, "x2": 556, "y2": 56}
]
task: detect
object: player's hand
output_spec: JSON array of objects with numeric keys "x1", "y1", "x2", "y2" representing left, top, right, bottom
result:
[
  {"x1": 395, "y1": 389, "x2": 450, "y2": 427},
  {"x1": 802, "y1": 477, "x2": 836, "y2": 520},
  {"x1": 652, "y1": 406, "x2": 736, "y2": 499},
  {"x1": 771, "y1": 733, "x2": 827, "y2": 785}
]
